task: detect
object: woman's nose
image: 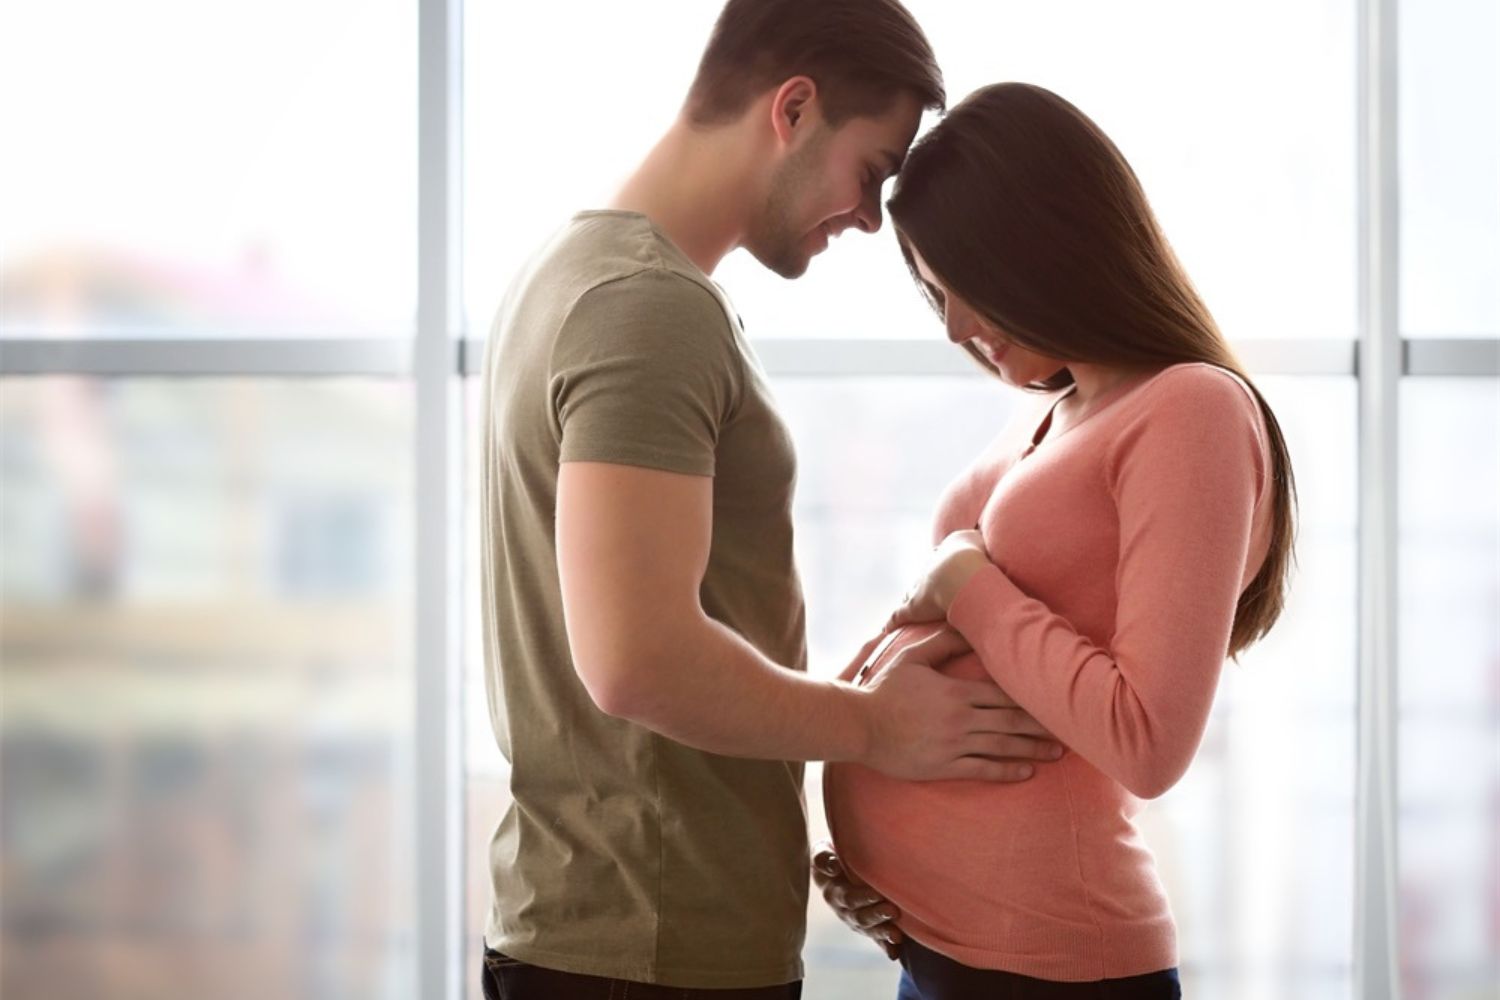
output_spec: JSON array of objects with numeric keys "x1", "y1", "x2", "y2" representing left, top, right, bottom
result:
[{"x1": 945, "y1": 309, "x2": 971, "y2": 344}]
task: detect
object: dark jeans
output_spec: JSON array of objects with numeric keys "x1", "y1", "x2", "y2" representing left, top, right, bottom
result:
[
  {"x1": 896, "y1": 938, "x2": 1182, "y2": 1000},
  {"x1": 482, "y1": 948, "x2": 803, "y2": 1000}
]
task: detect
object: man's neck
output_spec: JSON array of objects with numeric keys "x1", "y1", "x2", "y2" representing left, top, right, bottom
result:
[{"x1": 606, "y1": 116, "x2": 762, "y2": 275}]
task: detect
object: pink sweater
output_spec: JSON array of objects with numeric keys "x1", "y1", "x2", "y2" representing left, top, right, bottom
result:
[{"x1": 824, "y1": 363, "x2": 1273, "y2": 982}]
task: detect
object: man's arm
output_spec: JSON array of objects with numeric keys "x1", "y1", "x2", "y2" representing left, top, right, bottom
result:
[{"x1": 557, "y1": 461, "x2": 1060, "y2": 780}]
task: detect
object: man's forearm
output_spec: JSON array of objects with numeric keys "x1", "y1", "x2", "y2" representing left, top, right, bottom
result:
[{"x1": 599, "y1": 614, "x2": 871, "y2": 763}]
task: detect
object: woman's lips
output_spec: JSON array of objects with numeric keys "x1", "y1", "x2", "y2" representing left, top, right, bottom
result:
[{"x1": 978, "y1": 341, "x2": 1008, "y2": 367}]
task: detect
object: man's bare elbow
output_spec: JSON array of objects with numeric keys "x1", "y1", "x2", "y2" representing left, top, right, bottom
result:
[
  {"x1": 574, "y1": 657, "x2": 646, "y2": 720},
  {"x1": 567, "y1": 611, "x2": 700, "y2": 722}
]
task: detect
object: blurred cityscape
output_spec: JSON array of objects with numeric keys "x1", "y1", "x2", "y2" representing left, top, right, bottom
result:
[{"x1": 1, "y1": 248, "x2": 418, "y2": 999}]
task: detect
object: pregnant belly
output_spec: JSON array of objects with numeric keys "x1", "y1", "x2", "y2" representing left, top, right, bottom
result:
[
  {"x1": 826, "y1": 625, "x2": 1089, "y2": 939},
  {"x1": 824, "y1": 626, "x2": 1173, "y2": 967},
  {"x1": 828, "y1": 624, "x2": 1038, "y2": 910}
]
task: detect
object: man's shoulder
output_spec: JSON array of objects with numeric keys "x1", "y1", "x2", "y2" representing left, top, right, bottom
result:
[
  {"x1": 534, "y1": 212, "x2": 732, "y2": 326},
  {"x1": 577, "y1": 215, "x2": 726, "y2": 305},
  {"x1": 575, "y1": 267, "x2": 732, "y2": 333}
]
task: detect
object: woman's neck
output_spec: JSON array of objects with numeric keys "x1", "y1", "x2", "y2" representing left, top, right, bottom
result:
[{"x1": 1068, "y1": 362, "x2": 1147, "y2": 408}]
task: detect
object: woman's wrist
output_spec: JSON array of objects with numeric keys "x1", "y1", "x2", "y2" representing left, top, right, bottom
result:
[{"x1": 937, "y1": 550, "x2": 990, "y2": 614}]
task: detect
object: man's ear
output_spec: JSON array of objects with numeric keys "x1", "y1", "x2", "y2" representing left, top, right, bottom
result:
[{"x1": 769, "y1": 76, "x2": 820, "y2": 146}]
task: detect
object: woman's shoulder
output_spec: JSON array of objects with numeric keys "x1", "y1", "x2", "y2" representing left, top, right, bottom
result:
[
  {"x1": 1129, "y1": 362, "x2": 1262, "y2": 422},
  {"x1": 1102, "y1": 362, "x2": 1269, "y2": 473}
]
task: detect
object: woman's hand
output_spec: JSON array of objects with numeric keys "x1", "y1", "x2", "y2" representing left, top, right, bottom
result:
[
  {"x1": 811, "y1": 841, "x2": 902, "y2": 960},
  {"x1": 886, "y1": 529, "x2": 992, "y2": 630}
]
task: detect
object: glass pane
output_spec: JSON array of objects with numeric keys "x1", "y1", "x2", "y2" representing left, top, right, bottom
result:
[
  {"x1": 773, "y1": 374, "x2": 1357, "y2": 999},
  {"x1": 1398, "y1": 378, "x2": 1500, "y2": 998},
  {"x1": 722, "y1": 0, "x2": 1357, "y2": 343},
  {"x1": 466, "y1": 0, "x2": 1355, "y2": 341},
  {"x1": 0, "y1": 1, "x2": 416, "y2": 338},
  {"x1": 462, "y1": 0, "x2": 719, "y2": 334},
  {"x1": 0, "y1": 378, "x2": 416, "y2": 999},
  {"x1": 1399, "y1": 0, "x2": 1500, "y2": 337}
]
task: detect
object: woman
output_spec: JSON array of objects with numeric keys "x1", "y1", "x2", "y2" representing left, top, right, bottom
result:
[{"x1": 820, "y1": 83, "x2": 1297, "y2": 999}]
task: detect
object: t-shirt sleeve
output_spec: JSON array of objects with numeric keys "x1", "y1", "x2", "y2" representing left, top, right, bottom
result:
[
  {"x1": 947, "y1": 367, "x2": 1270, "y2": 799},
  {"x1": 550, "y1": 269, "x2": 744, "y2": 477}
]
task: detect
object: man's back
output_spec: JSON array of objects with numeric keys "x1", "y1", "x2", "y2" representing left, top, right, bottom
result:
[{"x1": 479, "y1": 210, "x2": 810, "y2": 988}]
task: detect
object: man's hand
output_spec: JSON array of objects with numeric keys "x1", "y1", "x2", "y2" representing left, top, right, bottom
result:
[
  {"x1": 812, "y1": 841, "x2": 901, "y2": 960},
  {"x1": 856, "y1": 626, "x2": 1061, "y2": 781},
  {"x1": 885, "y1": 529, "x2": 991, "y2": 631}
]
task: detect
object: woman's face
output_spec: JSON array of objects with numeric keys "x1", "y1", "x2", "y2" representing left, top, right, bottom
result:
[{"x1": 908, "y1": 245, "x2": 1065, "y2": 388}]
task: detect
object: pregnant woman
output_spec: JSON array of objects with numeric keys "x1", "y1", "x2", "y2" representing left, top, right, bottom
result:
[{"x1": 820, "y1": 83, "x2": 1298, "y2": 999}]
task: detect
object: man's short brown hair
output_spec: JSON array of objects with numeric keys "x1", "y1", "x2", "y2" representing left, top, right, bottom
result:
[{"x1": 685, "y1": 0, "x2": 945, "y2": 127}]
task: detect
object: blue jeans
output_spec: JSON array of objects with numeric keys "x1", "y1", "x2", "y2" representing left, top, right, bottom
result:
[
  {"x1": 481, "y1": 948, "x2": 802, "y2": 1000},
  {"x1": 896, "y1": 938, "x2": 1182, "y2": 1000}
]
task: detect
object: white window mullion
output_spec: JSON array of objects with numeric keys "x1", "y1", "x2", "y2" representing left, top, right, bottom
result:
[
  {"x1": 415, "y1": 0, "x2": 464, "y2": 997},
  {"x1": 1356, "y1": 0, "x2": 1403, "y2": 995}
]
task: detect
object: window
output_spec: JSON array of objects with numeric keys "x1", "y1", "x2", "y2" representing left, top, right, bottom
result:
[{"x1": 2, "y1": 2, "x2": 1494, "y2": 998}]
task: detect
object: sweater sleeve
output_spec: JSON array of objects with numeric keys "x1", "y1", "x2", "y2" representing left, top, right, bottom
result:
[{"x1": 946, "y1": 369, "x2": 1269, "y2": 799}]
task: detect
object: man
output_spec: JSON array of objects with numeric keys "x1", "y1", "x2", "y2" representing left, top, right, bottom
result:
[{"x1": 478, "y1": 1, "x2": 1058, "y2": 995}]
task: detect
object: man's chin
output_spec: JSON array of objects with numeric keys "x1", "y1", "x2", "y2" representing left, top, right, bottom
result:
[
  {"x1": 748, "y1": 244, "x2": 813, "y2": 280},
  {"x1": 776, "y1": 256, "x2": 813, "y2": 280}
]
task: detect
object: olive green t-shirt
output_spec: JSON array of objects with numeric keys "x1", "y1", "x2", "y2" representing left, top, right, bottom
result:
[{"x1": 478, "y1": 211, "x2": 810, "y2": 988}]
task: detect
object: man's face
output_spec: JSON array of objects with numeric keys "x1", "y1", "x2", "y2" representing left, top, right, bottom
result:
[{"x1": 746, "y1": 92, "x2": 924, "y2": 279}]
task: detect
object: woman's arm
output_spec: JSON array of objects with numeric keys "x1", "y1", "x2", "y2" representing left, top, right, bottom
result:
[{"x1": 894, "y1": 372, "x2": 1270, "y2": 799}]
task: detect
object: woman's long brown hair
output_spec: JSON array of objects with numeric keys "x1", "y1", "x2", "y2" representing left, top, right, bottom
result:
[{"x1": 889, "y1": 82, "x2": 1296, "y2": 657}]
